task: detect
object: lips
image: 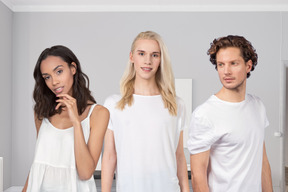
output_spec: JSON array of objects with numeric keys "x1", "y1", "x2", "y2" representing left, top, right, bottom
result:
[
  {"x1": 223, "y1": 77, "x2": 235, "y2": 83},
  {"x1": 141, "y1": 67, "x2": 152, "y2": 72},
  {"x1": 54, "y1": 86, "x2": 64, "y2": 94}
]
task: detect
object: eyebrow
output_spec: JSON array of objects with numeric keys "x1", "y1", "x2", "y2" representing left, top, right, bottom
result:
[
  {"x1": 217, "y1": 59, "x2": 240, "y2": 63},
  {"x1": 136, "y1": 50, "x2": 161, "y2": 54},
  {"x1": 42, "y1": 65, "x2": 63, "y2": 76}
]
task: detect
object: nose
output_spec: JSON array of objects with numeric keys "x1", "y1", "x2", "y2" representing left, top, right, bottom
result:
[
  {"x1": 51, "y1": 76, "x2": 59, "y2": 86},
  {"x1": 224, "y1": 65, "x2": 231, "y2": 75},
  {"x1": 144, "y1": 55, "x2": 152, "y2": 65}
]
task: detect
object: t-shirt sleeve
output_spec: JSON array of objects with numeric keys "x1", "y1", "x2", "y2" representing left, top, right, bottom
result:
[
  {"x1": 262, "y1": 102, "x2": 269, "y2": 129},
  {"x1": 187, "y1": 108, "x2": 216, "y2": 155},
  {"x1": 253, "y1": 95, "x2": 269, "y2": 129},
  {"x1": 103, "y1": 95, "x2": 118, "y2": 131}
]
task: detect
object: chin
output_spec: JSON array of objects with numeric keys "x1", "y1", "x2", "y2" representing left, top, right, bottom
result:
[{"x1": 224, "y1": 84, "x2": 242, "y2": 90}]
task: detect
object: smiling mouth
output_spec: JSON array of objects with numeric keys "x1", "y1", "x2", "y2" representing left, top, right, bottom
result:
[
  {"x1": 54, "y1": 87, "x2": 64, "y2": 94},
  {"x1": 141, "y1": 67, "x2": 152, "y2": 72}
]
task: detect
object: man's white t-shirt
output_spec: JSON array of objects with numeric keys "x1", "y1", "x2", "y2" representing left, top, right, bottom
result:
[
  {"x1": 187, "y1": 94, "x2": 269, "y2": 192},
  {"x1": 104, "y1": 94, "x2": 186, "y2": 192}
]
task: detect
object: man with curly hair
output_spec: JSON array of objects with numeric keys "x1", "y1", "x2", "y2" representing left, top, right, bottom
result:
[{"x1": 187, "y1": 35, "x2": 273, "y2": 192}]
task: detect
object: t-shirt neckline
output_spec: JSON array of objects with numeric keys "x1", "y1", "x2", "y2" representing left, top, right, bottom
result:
[
  {"x1": 212, "y1": 94, "x2": 248, "y2": 105},
  {"x1": 133, "y1": 94, "x2": 161, "y2": 98}
]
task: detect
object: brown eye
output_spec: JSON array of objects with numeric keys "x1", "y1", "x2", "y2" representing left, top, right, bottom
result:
[{"x1": 56, "y1": 69, "x2": 63, "y2": 75}]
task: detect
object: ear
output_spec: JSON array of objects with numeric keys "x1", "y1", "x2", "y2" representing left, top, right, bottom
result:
[
  {"x1": 70, "y1": 62, "x2": 77, "y2": 75},
  {"x1": 129, "y1": 52, "x2": 134, "y2": 63},
  {"x1": 246, "y1": 60, "x2": 252, "y2": 73}
]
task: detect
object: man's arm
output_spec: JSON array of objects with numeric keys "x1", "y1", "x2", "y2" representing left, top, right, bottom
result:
[
  {"x1": 190, "y1": 150, "x2": 210, "y2": 192},
  {"x1": 262, "y1": 142, "x2": 273, "y2": 192}
]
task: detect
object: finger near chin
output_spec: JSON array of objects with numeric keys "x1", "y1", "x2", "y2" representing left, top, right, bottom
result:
[
  {"x1": 57, "y1": 94, "x2": 70, "y2": 99},
  {"x1": 55, "y1": 103, "x2": 64, "y2": 110}
]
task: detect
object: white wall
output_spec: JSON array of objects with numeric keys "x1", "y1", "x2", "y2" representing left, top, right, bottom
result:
[
  {"x1": 0, "y1": 1, "x2": 13, "y2": 190},
  {"x1": 7, "y1": 11, "x2": 285, "y2": 191}
]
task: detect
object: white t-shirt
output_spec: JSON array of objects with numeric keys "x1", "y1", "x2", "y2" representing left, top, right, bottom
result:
[
  {"x1": 104, "y1": 94, "x2": 186, "y2": 192},
  {"x1": 187, "y1": 94, "x2": 269, "y2": 192}
]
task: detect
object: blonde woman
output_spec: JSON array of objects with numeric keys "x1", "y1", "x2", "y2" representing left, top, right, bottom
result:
[{"x1": 102, "y1": 31, "x2": 189, "y2": 192}]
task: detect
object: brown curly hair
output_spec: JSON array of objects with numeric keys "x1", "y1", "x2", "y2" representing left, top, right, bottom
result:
[
  {"x1": 207, "y1": 35, "x2": 258, "y2": 78},
  {"x1": 33, "y1": 45, "x2": 96, "y2": 120}
]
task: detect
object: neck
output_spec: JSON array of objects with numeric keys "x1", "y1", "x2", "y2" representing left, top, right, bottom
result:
[
  {"x1": 134, "y1": 77, "x2": 160, "y2": 96},
  {"x1": 215, "y1": 85, "x2": 246, "y2": 103}
]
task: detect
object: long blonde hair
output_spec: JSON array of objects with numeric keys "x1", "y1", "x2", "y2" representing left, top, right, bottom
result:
[{"x1": 117, "y1": 31, "x2": 177, "y2": 116}]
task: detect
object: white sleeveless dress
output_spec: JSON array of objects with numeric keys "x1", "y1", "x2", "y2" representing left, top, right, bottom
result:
[{"x1": 27, "y1": 104, "x2": 97, "y2": 192}]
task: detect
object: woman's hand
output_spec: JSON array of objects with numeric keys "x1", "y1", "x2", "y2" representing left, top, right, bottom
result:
[{"x1": 56, "y1": 93, "x2": 80, "y2": 125}]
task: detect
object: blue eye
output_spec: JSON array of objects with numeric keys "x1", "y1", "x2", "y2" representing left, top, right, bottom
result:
[{"x1": 152, "y1": 54, "x2": 159, "y2": 58}]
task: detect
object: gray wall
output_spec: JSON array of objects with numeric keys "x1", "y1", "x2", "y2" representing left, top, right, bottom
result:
[
  {"x1": 282, "y1": 12, "x2": 288, "y2": 61},
  {"x1": 4, "y1": 11, "x2": 287, "y2": 191},
  {"x1": 0, "y1": 2, "x2": 13, "y2": 190}
]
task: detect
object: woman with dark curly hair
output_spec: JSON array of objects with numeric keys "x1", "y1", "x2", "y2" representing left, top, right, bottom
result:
[{"x1": 22, "y1": 45, "x2": 109, "y2": 192}]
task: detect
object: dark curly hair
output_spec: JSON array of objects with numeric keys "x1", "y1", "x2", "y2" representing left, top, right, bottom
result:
[
  {"x1": 207, "y1": 35, "x2": 258, "y2": 78},
  {"x1": 33, "y1": 45, "x2": 96, "y2": 120}
]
